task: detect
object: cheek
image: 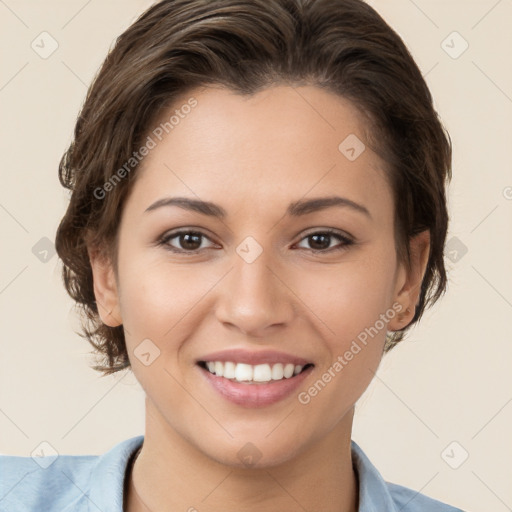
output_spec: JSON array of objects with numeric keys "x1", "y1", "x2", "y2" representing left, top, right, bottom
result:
[
  {"x1": 292, "y1": 255, "x2": 395, "y2": 425},
  {"x1": 118, "y1": 255, "x2": 223, "y2": 353},
  {"x1": 118, "y1": 260, "x2": 212, "y2": 402},
  {"x1": 296, "y1": 247, "x2": 397, "y2": 345}
]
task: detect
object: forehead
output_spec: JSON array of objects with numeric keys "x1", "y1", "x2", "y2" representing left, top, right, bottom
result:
[{"x1": 127, "y1": 84, "x2": 391, "y2": 219}]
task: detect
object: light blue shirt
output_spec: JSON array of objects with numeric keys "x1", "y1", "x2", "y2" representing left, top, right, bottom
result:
[{"x1": 0, "y1": 435, "x2": 464, "y2": 511}]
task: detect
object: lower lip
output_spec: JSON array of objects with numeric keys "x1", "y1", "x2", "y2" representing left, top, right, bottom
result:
[{"x1": 198, "y1": 364, "x2": 314, "y2": 408}]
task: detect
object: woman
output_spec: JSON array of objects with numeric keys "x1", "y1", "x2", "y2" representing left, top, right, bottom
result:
[{"x1": 0, "y1": 0, "x2": 464, "y2": 510}]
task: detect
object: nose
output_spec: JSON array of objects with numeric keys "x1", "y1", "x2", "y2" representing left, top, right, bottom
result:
[{"x1": 215, "y1": 247, "x2": 295, "y2": 337}]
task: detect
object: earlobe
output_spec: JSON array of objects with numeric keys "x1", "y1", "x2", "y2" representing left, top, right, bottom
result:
[
  {"x1": 388, "y1": 230, "x2": 430, "y2": 331},
  {"x1": 88, "y1": 246, "x2": 122, "y2": 327}
]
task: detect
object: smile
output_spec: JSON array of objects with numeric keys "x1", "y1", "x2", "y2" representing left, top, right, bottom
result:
[
  {"x1": 198, "y1": 361, "x2": 314, "y2": 383},
  {"x1": 197, "y1": 360, "x2": 315, "y2": 408}
]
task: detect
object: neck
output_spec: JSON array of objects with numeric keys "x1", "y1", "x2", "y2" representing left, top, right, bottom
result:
[{"x1": 125, "y1": 402, "x2": 358, "y2": 512}]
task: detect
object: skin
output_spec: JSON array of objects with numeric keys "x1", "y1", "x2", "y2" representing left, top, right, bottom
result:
[{"x1": 88, "y1": 84, "x2": 430, "y2": 512}]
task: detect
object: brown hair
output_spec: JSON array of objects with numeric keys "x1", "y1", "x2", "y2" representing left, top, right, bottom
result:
[{"x1": 55, "y1": 0, "x2": 452, "y2": 376}]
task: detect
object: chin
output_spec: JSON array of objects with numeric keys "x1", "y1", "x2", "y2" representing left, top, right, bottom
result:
[{"x1": 198, "y1": 433, "x2": 309, "y2": 470}]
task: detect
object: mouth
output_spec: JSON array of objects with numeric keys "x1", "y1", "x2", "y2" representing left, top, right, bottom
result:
[
  {"x1": 197, "y1": 360, "x2": 315, "y2": 384},
  {"x1": 196, "y1": 360, "x2": 315, "y2": 407}
]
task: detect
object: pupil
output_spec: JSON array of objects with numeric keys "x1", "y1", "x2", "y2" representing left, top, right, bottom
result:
[
  {"x1": 181, "y1": 233, "x2": 201, "y2": 250},
  {"x1": 310, "y1": 234, "x2": 329, "y2": 250}
]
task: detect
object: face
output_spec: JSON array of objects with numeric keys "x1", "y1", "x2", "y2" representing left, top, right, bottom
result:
[{"x1": 90, "y1": 85, "x2": 428, "y2": 468}]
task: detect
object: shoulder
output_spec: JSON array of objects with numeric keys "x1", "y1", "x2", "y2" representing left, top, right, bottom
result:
[
  {"x1": 0, "y1": 435, "x2": 144, "y2": 512},
  {"x1": 351, "y1": 439, "x2": 466, "y2": 512},
  {"x1": 386, "y1": 481, "x2": 465, "y2": 511},
  {"x1": 0, "y1": 452, "x2": 96, "y2": 511}
]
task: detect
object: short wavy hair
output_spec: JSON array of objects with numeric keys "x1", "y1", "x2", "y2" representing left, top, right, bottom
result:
[{"x1": 55, "y1": 0, "x2": 452, "y2": 376}]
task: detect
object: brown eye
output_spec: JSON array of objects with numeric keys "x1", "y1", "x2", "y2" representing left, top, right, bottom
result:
[
  {"x1": 159, "y1": 230, "x2": 215, "y2": 253},
  {"x1": 177, "y1": 232, "x2": 202, "y2": 250},
  {"x1": 296, "y1": 230, "x2": 354, "y2": 253},
  {"x1": 308, "y1": 233, "x2": 332, "y2": 250}
]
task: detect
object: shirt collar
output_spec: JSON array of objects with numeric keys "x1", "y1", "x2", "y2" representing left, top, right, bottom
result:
[
  {"x1": 351, "y1": 439, "x2": 398, "y2": 511},
  {"x1": 88, "y1": 434, "x2": 144, "y2": 512}
]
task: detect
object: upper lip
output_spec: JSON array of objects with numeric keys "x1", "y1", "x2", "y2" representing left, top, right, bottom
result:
[{"x1": 197, "y1": 348, "x2": 313, "y2": 366}]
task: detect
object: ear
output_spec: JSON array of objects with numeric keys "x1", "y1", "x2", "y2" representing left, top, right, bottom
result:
[
  {"x1": 388, "y1": 230, "x2": 430, "y2": 331},
  {"x1": 88, "y1": 245, "x2": 122, "y2": 327}
]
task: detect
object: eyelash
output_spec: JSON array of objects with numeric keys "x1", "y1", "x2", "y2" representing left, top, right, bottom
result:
[{"x1": 157, "y1": 229, "x2": 354, "y2": 254}]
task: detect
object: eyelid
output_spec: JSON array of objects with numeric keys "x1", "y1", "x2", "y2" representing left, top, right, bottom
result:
[{"x1": 298, "y1": 227, "x2": 354, "y2": 241}]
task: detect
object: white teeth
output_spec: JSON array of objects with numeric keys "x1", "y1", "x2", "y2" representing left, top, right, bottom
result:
[
  {"x1": 253, "y1": 364, "x2": 272, "y2": 382},
  {"x1": 202, "y1": 361, "x2": 307, "y2": 382},
  {"x1": 271, "y1": 363, "x2": 284, "y2": 380},
  {"x1": 223, "y1": 361, "x2": 236, "y2": 379},
  {"x1": 235, "y1": 363, "x2": 253, "y2": 381},
  {"x1": 214, "y1": 361, "x2": 224, "y2": 377},
  {"x1": 283, "y1": 363, "x2": 295, "y2": 378}
]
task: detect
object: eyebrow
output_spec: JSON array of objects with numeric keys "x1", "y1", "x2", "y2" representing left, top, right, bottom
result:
[{"x1": 144, "y1": 195, "x2": 371, "y2": 219}]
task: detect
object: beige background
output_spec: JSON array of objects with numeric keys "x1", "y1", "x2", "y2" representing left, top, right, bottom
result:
[{"x1": 1, "y1": 1, "x2": 511, "y2": 511}]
